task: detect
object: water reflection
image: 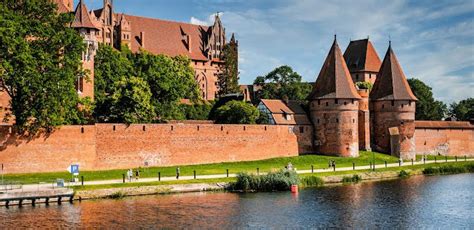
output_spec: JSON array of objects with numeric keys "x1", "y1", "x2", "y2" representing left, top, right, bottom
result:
[{"x1": 0, "y1": 174, "x2": 473, "y2": 229}]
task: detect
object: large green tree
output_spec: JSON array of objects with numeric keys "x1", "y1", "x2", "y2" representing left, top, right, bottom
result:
[
  {"x1": 217, "y1": 43, "x2": 240, "y2": 96},
  {"x1": 110, "y1": 76, "x2": 155, "y2": 123},
  {"x1": 407, "y1": 78, "x2": 447, "y2": 120},
  {"x1": 132, "y1": 52, "x2": 199, "y2": 121},
  {"x1": 253, "y1": 65, "x2": 311, "y2": 102},
  {"x1": 94, "y1": 44, "x2": 134, "y2": 122},
  {"x1": 214, "y1": 100, "x2": 260, "y2": 124},
  {"x1": 0, "y1": 0, "x2": 86, "y2": 134},
  {"x1": 449, "y1": 98, "x2": 474, "y2": 121}
]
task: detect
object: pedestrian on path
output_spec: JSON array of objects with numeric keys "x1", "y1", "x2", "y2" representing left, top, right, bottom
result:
[
  {"x1": 176, "y1": 167, "x2": 180, "y2": 179},
  {"x1": 127, "y1": 169, "x2": 133, "y2": 182},
  {"x1": 135, "y1": 168, "x2": 140, "y2": 181}
]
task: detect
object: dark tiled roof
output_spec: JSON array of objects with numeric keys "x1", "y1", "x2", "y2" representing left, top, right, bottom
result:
[
  {"x1": 343, "y1": 39, "x2": 381, "y2": 73},
  {"x1": 309, "y1": 39, "x2": 361, "y2": 100},
  {"x1": 71, "y1": 1, "x2": 98, "y2": 29},
  {"x1": 124, "y1": 14, "x2": 210, "y2": 61},
  {"x1": 370, "y1": 46, "x2": 417, "y2": 101},
  {"x1": 415, "y1": 121, "x2": 473, "y2": 129}
]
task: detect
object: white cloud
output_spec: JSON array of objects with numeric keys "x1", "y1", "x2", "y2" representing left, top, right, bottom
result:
[{"x1": 191, "y1": 0, "x2": 473, "y2": 102}]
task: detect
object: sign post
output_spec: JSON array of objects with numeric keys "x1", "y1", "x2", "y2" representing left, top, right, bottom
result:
[{"x1": 67, "y1": 164, "x2": 80, "y2": 184}]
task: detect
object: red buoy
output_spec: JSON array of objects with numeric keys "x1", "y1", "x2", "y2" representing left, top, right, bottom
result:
[{"x1": 291, "y1": 185, "x2": 298, "y2": 193}]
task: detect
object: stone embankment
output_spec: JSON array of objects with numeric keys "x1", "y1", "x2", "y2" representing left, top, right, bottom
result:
[{"x1": 75, "y1": 170, "x2": 425, "y2": 200}]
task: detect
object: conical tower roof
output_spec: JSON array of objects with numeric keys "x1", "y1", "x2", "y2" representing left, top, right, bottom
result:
[
  {"x1": 370, "y1": 45, "x2": 417, "y2": 101},
  {"x1": 343, "y1": 38, "x2": 381, "y2": 73},
  {"x1": 71, "y1": 0, "x2": 98, "y2": 30},
  {"x1": 309, "y1": 38, "x2": 361, "y2": 100}
]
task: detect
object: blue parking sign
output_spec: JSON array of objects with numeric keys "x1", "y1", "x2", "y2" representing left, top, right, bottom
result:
[{"x1": 68, "y1": 164, "x2": 80, "y2": 175}]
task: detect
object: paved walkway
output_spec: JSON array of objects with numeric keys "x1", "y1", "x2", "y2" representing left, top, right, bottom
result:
[{"x1": 8, "y1": 158, "x2": 474, "y2": 193}]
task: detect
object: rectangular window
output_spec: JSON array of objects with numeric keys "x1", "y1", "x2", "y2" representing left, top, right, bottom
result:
[{"x1": 299, "y1": 126, "x2": 304, "y2": 133}]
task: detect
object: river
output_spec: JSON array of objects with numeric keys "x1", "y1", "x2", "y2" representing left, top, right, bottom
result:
[{"x1": 1, "y1": 174, "x2": 473, "y2": 229}]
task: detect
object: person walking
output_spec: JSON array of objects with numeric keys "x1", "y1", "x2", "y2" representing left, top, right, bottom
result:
[
  {"x1": 127, "y1": 169, "x2": 132, "y2": 182},
  {"x1": 135, "y1": 168, "x2": 140, "y2": 181},
  {"x1": 176, "y1": 167, "x2": 180, "y2": 180}
]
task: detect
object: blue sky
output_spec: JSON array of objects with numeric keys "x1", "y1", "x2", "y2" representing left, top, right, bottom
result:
[{"x1": 82, "y1": 0, "x2": 473, "y2": 103}]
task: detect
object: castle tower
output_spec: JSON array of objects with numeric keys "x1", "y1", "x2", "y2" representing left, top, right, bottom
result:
[
  {"x1": 118, "y1": 14, "x2": 132, "y2": 50},
  {"x1": 207, "y1": 13, "x2": 226, "y2": 60},
  {"x1": 308, "y1": 37, "x2": 361, "y2": 157},
  {"x1": 370, "y1": 43, "x2": 417, "y2": 160},
  {"x1": 343, "y1": 38, "x2": 382, "y2": 84},
  {"x1": 71, "y1": 0, "x2": 99, "y2": 100}
]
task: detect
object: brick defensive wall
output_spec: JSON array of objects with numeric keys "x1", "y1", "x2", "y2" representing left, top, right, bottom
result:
[{"x1": 0, "y1": 124, "x2": 309, "y2": 174}]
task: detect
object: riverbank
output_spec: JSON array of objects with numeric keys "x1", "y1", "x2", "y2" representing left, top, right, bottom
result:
[{"x1": 73, "y1": 161, "x2": 473, "y2": 200}]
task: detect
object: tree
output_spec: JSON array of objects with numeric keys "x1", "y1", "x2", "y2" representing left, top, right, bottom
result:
[
  {"x1": 132, "y1": 52, "x2": 200, "y2": 121},
  {"x1": 94, "y1": 44, "x2": 134, "y2": 122},
  {"x1": 408, "y1": 78, "x2": 447, "y2": 120},
  {"x1": 214, "y1": 100, "x2": 260, "y2": 124},
  {"x1": 180, "y1": 101, "x2": 214, "y2": 120},
  {"x1": 218, "y1": 42, "x2": 240, "y2": 96},
  {"x1": 110, "y1": 76, "x2": 155, "y2": 123},
  {"x1": 449, "y1": 98, "x2": 474, "y2": 121},
  {"x1": 253, "y1": 65, "x2": 311, "y2": 102},
  {"x1": 0, "y1": 0, "x2": 86, "y2": 134}
]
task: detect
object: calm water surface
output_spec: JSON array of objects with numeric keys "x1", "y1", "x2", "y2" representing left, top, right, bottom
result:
[{"x1": 1, "y1": 174, "x2": 473, "y2": 229}]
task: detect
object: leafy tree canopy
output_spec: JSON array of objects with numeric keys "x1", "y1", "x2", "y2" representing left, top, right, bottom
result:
[
  {"x1": 214, "y1": 100, "x2": 260, "y2": 124},
  {"x1": 94, "y1": 46, "x2": 200, "y2": 123},
  {"x1": 218, "y1": 42, "x2": 240, "y2": 96},
  {"x1": 355, "y1": 81, "x2": 373, "y2": 90},
  {"x1": 449, "y1": 98, "x2": 474, "y2": 121},
  {"x1": 408, "y1": 78, "x2": 447, "y2": 120},
  {"x1": 94, "y1": 44, "x2": 134, "y2": 122},
  {"x1": 132, "y1": 52, "x2": 200, "y2": 120},
  {"x1": 0, "y1": 0, "x2": 87, "y2": 134},
  {"x1": 253, "y1": 65, "x2": 311, "y2": 102},
  {"x1": 110, "y1": 76, "x2": 155, "y2": 123}
]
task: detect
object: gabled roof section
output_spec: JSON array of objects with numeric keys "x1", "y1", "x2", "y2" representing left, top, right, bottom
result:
[
  {"x1": 259, "y1": 99, "x2": 311, "y2": 125},
  {"x1": 124, "y1": 14, "x2": 210, "y2": 61},
  {"x1": 309, "y1": 38, "x2": 361, "y2": 100},
  {"x1": 370, "y1": 45, "x2": 418, "y2": 101},
  {"x1": 52, "y1": 0, "x2": 71, "y2": 14},
  {"x1": 71, "y1": 0, "x2": 98, "y2": 30},
  {"x1": 343, "y1": 39, "x2": 381, "y2": 73}
]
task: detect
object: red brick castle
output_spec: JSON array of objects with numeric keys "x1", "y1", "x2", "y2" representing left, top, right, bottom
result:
[{"x1": 57, "y1": 0, "x2": 237, "y2": 101}]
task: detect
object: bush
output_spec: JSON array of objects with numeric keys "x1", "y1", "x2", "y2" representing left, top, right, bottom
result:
[
  {"x1": 214, "y1": 100, "x2": 260, "y2": 124},
  {"x1": 423, "y1": 164, "x2": 473, "y2": 175},
  {"x1": 300, "y1": 176, "x2": 324, "y2": 187},
  {"x1": 232, "y1": 170, "x2": 299, "y2": 192},
  {"x1": 355, "y1": 81, "x2": 373, "y2": 90},
  {"x1": 342, "y1": 174, "x2": 362, "y2": 183},
  {"x1": 399, "y1": 170, "x2": 410, "y2": 178}
]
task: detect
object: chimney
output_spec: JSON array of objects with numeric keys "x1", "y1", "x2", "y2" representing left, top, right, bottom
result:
[{"x1": 140, "y1": 31, "x2": 145, "y2": 48}]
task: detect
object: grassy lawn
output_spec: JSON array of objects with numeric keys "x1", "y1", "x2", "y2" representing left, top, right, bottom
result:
[
  {"x1": 3, "y1": 152, "x2": 471, "y2": 185},
  {"x1": 72, "y1": 177, "x2": 237, "y2": 191}
]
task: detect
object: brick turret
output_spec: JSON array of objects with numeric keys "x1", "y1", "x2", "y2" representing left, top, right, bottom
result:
[
  {"x1": 370, "y1": 43, "x2": 417, "y2": 160},
  {"x1": 308, "y1": 37, "x2": 361, "y2": 157},
  {"x1": 71, "y1": 0, "x2": 99, "y2": 100}
]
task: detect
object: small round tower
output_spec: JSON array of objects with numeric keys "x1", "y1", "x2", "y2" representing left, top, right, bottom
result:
[
  {"x1": 308, "y1": 37, "x2": 361, "y2": 157},
  {"x1": 370, "y1": 44, "x2": 417, "y2": 160}
]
